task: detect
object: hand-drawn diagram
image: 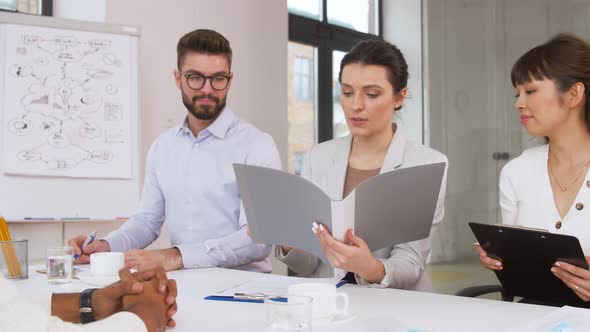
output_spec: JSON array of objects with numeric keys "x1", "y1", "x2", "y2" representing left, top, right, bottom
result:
[{"x1": 2, "y1": 24, "x2": 133, "y2": 178}]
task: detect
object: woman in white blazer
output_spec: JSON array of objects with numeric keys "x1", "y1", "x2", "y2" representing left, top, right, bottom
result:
[
  {"x1": 276, "y1": 39, "x2": 448, "y2": 291},
  {"x1": 477, "y1": 34, "x2": 590, "y2": 303}
]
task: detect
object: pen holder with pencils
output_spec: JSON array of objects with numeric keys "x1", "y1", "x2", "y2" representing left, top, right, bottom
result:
[{"x1": 0, "y1": 238, "x2": 28, "y2": 279}]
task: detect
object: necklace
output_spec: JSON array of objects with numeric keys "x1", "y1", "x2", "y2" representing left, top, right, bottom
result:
[{"x1": 548, "y1": 159, "x2": 590, "y2": 192}]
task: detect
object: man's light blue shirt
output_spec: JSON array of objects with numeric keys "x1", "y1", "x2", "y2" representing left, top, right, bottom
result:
[{"x1": 103, "y1": 107, "x2": 281, "y2": 272}]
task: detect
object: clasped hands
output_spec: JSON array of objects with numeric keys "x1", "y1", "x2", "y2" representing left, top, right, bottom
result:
[{"x1": 92, "y1": 267, "x2": 177, "y2": 331}]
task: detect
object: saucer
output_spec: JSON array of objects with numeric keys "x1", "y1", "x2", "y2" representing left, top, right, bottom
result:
[{"x1": 77, "y1": 272, "x2": 119, "y2": 287}]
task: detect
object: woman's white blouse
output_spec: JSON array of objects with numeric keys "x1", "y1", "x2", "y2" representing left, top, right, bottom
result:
[{"x1": 500, "y1": 144, "x2": 590, "y2": 254}]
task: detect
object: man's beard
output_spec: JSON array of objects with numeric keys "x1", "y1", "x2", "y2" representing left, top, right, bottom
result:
[{"x1": 182, "y1": 91, "x2": 226, "y2": 121}]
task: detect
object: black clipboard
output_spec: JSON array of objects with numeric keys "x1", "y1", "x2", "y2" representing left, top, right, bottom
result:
[{"x1": 469, "y1": 222, "x2": 589, "y2": 306}]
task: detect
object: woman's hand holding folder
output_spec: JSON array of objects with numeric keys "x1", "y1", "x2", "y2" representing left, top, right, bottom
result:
[
  {"x1": 315, "y1": 224, "x2": 385, "y2": 283},
  {"x1": 52, "y1": 266, "x2": 178, "y2": 328}
]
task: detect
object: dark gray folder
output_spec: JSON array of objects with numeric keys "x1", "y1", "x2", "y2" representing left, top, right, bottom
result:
[{"x1": 234, "y1": 163, "x2": 445, "y2": 265}]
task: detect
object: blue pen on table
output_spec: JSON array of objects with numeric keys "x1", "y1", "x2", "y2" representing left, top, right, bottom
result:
[{"x1": 73, "y1": 230, "x2": 97, "y2": 259}]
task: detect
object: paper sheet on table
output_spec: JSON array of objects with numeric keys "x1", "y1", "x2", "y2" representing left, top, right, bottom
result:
[
  {"x1": 213, "y1": 274, "x2": 343, "y2": 298},
  {"x1": 507, "y1": 306, "x2": 590, "y2": 332}
]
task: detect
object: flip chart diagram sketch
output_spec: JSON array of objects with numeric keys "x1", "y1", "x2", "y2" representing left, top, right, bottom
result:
[{"x1": 1, "y1": 23, "x2": 132, "y2": 178}]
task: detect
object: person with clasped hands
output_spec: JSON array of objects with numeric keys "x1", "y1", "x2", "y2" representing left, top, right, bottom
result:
[
  {"x1": 0, "y1": 267, "x2": 177, "y2": 331},
  {"x1": 273, "y1": 39, "x2": 448, "y2": 291},
  {"x1": 477, "y1": 34, "x2": 590, "y2": 304}
]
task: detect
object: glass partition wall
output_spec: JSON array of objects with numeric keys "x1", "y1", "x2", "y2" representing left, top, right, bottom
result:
[{"x1": 425, "y1": 0, "x2": 590, "y2": 262}]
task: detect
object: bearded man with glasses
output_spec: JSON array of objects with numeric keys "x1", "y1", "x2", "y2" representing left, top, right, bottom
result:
[{"x1": 67, "y1": 29, "x2": 281, "y2": 273}]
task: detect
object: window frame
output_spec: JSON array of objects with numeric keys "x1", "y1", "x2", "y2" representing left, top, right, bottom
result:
[
  {"x1": 0, "y1": 0, "x2": 16, "y2": 12},
  {"x1": 289, "y1": 0, "x2": 382, "y2": 142},
  {"x1": 0, "y1": 0, "x2": 53, "y2": 15},
  {"x1": 294, "y1": 56, "x2": 313, "y2": 102},
  {"x1": 42, "y1": 0, "x2": 52, "y2": 16}
]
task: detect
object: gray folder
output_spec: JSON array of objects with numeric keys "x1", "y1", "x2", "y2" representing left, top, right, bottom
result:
[{"x1": 234, "y1": 162, "x2": 445, "y2": 264}]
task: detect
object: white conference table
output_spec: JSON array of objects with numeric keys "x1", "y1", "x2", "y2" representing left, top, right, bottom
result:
[{"x1": 16, "y1": 265, "x2": 556, "y2": 332}]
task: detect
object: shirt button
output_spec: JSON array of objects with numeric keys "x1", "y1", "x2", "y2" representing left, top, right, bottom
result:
[
  {"x1": 587, "y1": 180, "x2": 590, "y2": 188},
  {"x1": 555, "y1": 221, "x2": 562, "y2": 229},
  {"x1": 576, "y1": 203, "x2": 584, "y2": 210}
]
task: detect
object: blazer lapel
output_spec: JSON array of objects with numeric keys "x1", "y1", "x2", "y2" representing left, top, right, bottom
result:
[
  {"x1": 327, "y1": 135, "x2": 352, "y2": 200},
  {"x1": 380, "y1": 126, "x2": 407, "y2": 174}
]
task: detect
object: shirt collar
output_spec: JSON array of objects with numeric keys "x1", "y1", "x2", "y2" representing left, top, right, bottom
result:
[
  {"x1": 175, "y1": 106, "x2": 236, "y2": 139},
  {"x1": 206, "y1": 106, "x2": 235, "y2": 139},
  {"x1": 176, "y1": 118, "x2": 191, "y2": 136}
]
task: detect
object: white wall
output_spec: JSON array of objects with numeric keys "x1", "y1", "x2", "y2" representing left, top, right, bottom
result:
[
  {"x1": 104, "y1": 0, "x2": 288, "y2": 169},
  {"x1": 382, "y1": 0, "x2": 424, "y2": 144},
  {"x1": 425, "y1": 0, "x2": 590, "y2": 262},
  {"x1": 53, "y1": 0, "x2": 105, "y2": 22}
]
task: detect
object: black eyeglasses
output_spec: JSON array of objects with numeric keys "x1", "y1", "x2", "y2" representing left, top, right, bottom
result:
[{"x1": 179, "y1": 71, "x2": 231, "y2": 91}]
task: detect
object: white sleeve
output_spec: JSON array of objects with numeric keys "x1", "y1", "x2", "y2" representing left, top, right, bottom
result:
[
  {"x1": 499, "y1": 163, "x2": 519, "y2": 225},
  {"x1": 0, "y1": 275, "x2": 48, "y2": 331},
  {"x1": 103, "y1": 140, "x2": 165, "y2": 252},
  {"x1": 0, "y1": 275, "x2": 146, "y2": 332}
]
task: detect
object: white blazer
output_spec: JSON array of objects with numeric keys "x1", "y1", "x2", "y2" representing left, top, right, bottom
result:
[
  {"x1": 500, "y1": 144, "x2": 590, "y2": 254},
  {"x1": 276, "y1": 127, "x2": 448, "y2": 291}
]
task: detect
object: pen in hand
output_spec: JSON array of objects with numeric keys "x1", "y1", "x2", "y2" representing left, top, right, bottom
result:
[{"x1": 73, "y1": 230, "x2": 97, "y2": 260}]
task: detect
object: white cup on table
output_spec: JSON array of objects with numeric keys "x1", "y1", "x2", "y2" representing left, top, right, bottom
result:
[
  {"x1": 288, "y1": 283, "x2": 349, "y2": 321},
  {"x1": 90, "y1": 252, "x2": 124, "y2": 276}
]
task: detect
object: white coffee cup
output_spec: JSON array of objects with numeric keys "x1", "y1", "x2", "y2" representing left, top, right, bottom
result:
[
  {"x1": 288, "y1": 283, "x2": 349, "y2": 320},
  {"x1": 90, "y1": 252, "x2": 124, "y2": 276}
]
